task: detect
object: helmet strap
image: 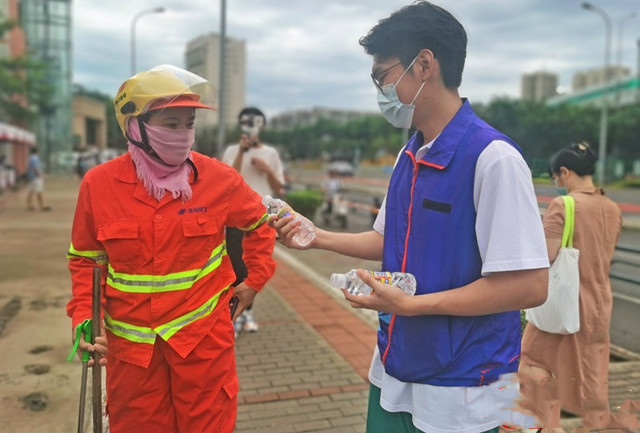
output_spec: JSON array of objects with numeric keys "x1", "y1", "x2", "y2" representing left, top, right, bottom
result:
[
  {"x1": 126, "y1": 117, "x2": 158, "y2": 157},
  {"x1": 185, "y1": 158, "x2": 199, "y2": 182}
]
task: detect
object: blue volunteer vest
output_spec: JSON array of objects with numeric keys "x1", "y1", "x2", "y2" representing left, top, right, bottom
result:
[{"x1": 379, "y1": 100, "x2": 522, "y2": 386}]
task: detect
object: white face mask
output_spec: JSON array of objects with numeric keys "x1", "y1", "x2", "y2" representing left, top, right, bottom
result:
[
  {"x1": 241, "y1": 125, "x2": 260, "y2": 138},
  {"x1": 377, "y1": 56, "x2": 426, "y2": 129},
  {"x1": 239, "y1": 114, "x2": 264, "y2": 139}
]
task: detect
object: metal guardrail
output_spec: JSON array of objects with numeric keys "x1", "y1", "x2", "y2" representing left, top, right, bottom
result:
[{"x1": 610, "y1": 243, "x2": 640, "y2": 286}]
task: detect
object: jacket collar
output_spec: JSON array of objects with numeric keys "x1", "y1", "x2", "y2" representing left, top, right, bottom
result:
[{"x1": 407, "y1": 99, "x2": 475, "y2": 170}]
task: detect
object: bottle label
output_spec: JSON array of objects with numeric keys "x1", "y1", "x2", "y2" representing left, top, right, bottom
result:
[
  {"x1": 276, "y1": 208, "x2": 295, "y2": 219},
  {"x1": 367, "y1": 271, "x2": 393, "y2": 285}
]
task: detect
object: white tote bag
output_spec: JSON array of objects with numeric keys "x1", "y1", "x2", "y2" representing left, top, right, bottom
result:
[{"x1": 526, "y1": 195, "x2": 580, "y2": 334}]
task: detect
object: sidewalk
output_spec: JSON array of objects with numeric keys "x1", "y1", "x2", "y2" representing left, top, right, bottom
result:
[
  {"x1": 1, "y1": 175, "x2": 639, "y2": 433},
  {"x1": 0, "y1": 175, "x2": 375, "y2": 433},
  {"x1": 234, "y1": 249, "x2": 375, "y2": 433}
]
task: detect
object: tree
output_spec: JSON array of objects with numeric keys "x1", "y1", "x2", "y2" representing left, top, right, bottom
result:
[
  {"x1": 0, "y1": 16, "x2": 54, "y2": 125},
  {"x1": 475, "y1": 98, "x2": 600, "y2": 162},
  {"x1": 609, "y1": 104, "x2": 640, "y2": 158},
  {"x1": 262, "y1": 113, "x2": 403, "y2": 162}
]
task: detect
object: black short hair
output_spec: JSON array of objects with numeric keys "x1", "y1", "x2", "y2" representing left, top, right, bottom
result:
[
  {"x1": 238, "y1": 107, "x2": 266, "y2": 125},
  {"x1": 359, "y1": 1, "x2": 467, "y2": 89},
  {"x1": 548, "y1": 142, "x2": 598, "y2": 177}
]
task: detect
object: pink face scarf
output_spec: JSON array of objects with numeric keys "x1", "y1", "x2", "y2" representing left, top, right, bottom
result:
[{"x1": 127, "y1": 117, "x2": 195, "y2": 202}]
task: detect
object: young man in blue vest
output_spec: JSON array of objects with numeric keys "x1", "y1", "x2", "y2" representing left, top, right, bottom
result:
[{"x1": 271, "y1": 2, "x2": 550, "y2": 432}]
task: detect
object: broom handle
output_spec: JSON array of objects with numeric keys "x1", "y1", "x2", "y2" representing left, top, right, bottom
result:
[{"x1": 91, "y1": 267, "x2": 103, "y2": 433}]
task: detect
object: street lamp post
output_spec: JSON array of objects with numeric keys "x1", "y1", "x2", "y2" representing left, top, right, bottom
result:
[
  {"x1": 615, "y1": 12, "x2": 637, "y2": 106},
  {"x1": 582, "y1": 2, "x2": 612, "y2": 186},
  {"x1": 216, "y1": 0, "x2": 227, "y2": 158},
  {"x1": 130, "y1": 7, "x2": 165, "y2": 76}
]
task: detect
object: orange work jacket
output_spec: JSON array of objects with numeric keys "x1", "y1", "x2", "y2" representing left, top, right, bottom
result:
[{"x1": 67, "y1": 151, "x2": 276, "y2": 368}]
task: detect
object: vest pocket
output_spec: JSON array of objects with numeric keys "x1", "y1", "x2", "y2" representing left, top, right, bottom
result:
[{"x1": 422, "y1": 198, "x2": 452, "y2": 213}]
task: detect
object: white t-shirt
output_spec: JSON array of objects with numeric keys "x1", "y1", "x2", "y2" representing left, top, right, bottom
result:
[
  {"x1": 322, "y1": 177, "x2": 343, "y2": 198},
  {"x1": 222, "y1": 144, "x2": 285, "y2": 198},
  {"x1": 371, "y1": 139, "x2": 548, "y2": 432}
]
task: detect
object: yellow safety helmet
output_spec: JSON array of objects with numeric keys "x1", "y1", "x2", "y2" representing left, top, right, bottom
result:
[{"x1": 114, "y1": 64, "x2": 215, "y2": 136}]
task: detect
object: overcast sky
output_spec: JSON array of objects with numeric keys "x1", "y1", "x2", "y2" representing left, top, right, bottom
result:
[{"x1": 73, "y1": 1, "x2": 640, "y2": 117}]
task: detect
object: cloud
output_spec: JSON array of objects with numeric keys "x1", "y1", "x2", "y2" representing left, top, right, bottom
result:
[{"x1": 73, "y1": 1, "x2": 640, "y2": 114}]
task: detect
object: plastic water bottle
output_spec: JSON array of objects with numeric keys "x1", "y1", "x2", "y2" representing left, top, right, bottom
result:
[
  {"x1": 263, "y1": 195, "x2": 316, "y2": 247},
  {"x1": 329, "y1": 269, "x2": 417, "y2": 296}
]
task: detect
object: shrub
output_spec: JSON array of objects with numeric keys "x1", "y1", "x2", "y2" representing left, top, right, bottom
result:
[{"x1": 284, "y1": 189, "x2": 324, "y2": 219}]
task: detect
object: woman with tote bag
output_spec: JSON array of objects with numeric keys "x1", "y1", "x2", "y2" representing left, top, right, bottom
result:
[{"x1": 518, "y1": 142, "x2": 623, "y2": 432}]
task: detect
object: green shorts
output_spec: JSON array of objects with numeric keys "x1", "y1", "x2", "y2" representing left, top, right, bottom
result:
[{"x1": 365, "y1": 384, "x2": 500, "y2": 433}]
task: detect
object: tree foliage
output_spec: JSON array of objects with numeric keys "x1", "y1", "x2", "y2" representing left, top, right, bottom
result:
[
  {"x1": 0, "y1": 16, "x2": 55, "y2": 125},
  {"x1": 258, "y1": 114, "x2": 405, "y2": 161},
  {"x1": 261, "y1": 98, "x2": 639, "y2": 174}
]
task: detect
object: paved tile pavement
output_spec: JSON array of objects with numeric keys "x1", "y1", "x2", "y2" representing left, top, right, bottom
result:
[{"x1": 234, "y1": 251, "x2": 376, "y2": 433}]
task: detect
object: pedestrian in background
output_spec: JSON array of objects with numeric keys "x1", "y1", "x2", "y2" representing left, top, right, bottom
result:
[
  {"x1": 0, "y1": 154, "x2": 7, "y2": 194},
  {"x1": 66, "y1": 65, "x2": 276, "y2": 433},
  {"x1": 26, "y1": 146, "x2": 51, "y2": 211},
  {"x1": 321, "y1": 169, "x2": 344, "y2": 226},
  {"x1": 75, "y1": 145, "x2": 101, "y2": 179},
  {"x1": 519, "y1": 142, "x2": 625, "y2": 432},
  {"x1": 222, "y1": 107, "x2": 285, "y2": 336},
  {"x1": 271, "y1": 2, "x2": 549, "y2": 432}
]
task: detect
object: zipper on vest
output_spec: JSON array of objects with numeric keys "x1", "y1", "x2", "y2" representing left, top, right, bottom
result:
[{"x1": 382, "y1": 154, "x2": 419, "y2": 366}]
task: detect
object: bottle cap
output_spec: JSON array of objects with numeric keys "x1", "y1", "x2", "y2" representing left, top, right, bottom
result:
[
  {"x1": 262, "y1": 195, "x2": 273, "y2": 206},
  {"x1": 329, "y1": 273, "x2": 347, "y2": 289}
]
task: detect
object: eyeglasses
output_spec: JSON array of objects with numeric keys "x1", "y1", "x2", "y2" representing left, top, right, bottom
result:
[{"x1": 370, "y1": 62, "x2": 403, "y2": 93}]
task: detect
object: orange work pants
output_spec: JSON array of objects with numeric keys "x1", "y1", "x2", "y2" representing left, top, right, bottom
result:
[{"x1": 105, "y1": 321, "x2": 238, "y2": 433}]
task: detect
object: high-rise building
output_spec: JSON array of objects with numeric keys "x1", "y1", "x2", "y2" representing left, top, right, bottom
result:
[
  {"x1": 270, "y1": 107, "x2": 376, "y2": 130},
  {"x1": 572, "y1": 66, "x2": 631, "y2": 92},
  {"x1": 0, "y1": 0, "x2": 25, "y2": 58},
  {"x1": 185, "y1": 33, "x2": 246, "y2": 154},
  {"x1": 521, "y1": 71, "x2": 558, "y2": 102},
  {"x1": 19, "y1": 0, "x2": 73, "y2": 171}
]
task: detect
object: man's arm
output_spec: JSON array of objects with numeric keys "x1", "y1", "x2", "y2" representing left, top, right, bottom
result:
[
  {"x1": 270, "y1": 214, "x2": 384, "y2": 261},
  {"x1": 344, "y1": 267, "x2": 548, "y2": 317},
  {"x1": 251, "y1": 157, "x2": 283, "y2": 195},
  {"x1": 314, "y1": 229, "x2": 384, "y2": 261},
  {"x1": 231, "y1": 136, "x2": 252, "y2": 171},
  {"x1": 251, "y1": 146, "x2": 285, "y2": 195}
]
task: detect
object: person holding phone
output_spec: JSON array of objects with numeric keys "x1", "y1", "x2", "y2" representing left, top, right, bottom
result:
[{"x1": 222, "y1": 107, "x2": 285, "y2": 336}]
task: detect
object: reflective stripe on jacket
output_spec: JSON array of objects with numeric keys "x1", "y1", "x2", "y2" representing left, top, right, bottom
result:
[{"x1": 67, "y1": 151, "x2": 276, "y2": 367}]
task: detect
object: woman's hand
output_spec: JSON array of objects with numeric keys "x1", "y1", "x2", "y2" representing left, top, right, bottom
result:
[
  {"x1": 341, "y1": 269, "x2": 414, "y2": 316},
  {"x1": 231, "y1": 283, "x2": 258, "y2": 321},
  {"x1": 72, "y1": 327, "x2": 108, "y2": 366}
]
